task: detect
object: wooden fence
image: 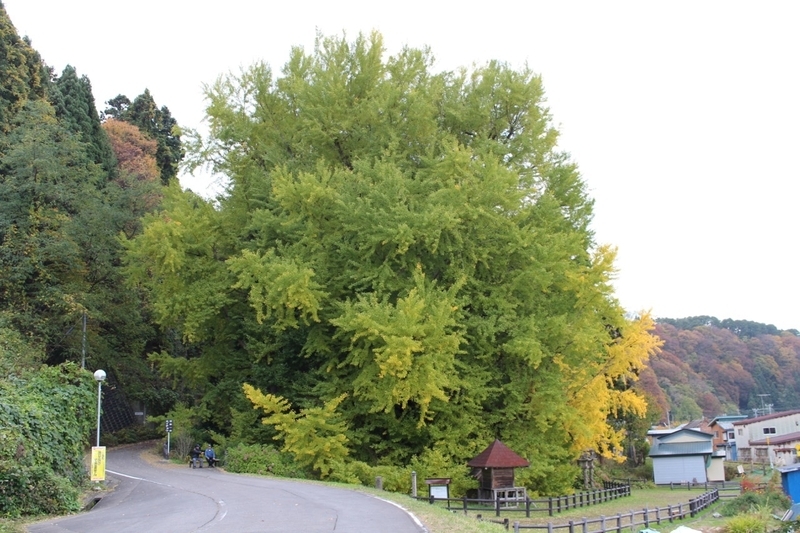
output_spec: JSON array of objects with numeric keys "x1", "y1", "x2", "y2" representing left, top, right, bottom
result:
[
  {"x1": 511, "y1": 489, "x2": 719, "y2": 532},
  {"x1": 418, "y1": 481, "x2": 631, "y2": 518}
]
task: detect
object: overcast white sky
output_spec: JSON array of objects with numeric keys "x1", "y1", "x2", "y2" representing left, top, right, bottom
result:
[{"x1": 5, "y1": 1, "x2": 799, "y2": 330}]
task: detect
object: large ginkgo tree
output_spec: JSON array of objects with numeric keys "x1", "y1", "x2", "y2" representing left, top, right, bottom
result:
[{"x1": 126, "y1": 32, "x2": 660, "y2": 492}]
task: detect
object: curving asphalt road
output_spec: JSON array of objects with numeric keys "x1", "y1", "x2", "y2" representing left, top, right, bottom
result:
[{"x1": 28, "y1": 443, "x2": 426, "y2": 533}]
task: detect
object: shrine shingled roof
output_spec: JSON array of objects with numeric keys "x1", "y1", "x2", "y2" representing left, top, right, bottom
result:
[{"x1": 467, "y1": 439, "x2": 530, "y2": 468}]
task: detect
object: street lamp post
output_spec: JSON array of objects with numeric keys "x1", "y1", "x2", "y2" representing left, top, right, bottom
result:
[{"x1": 94, "y1": 369, "x2": 106, "y2": 447}]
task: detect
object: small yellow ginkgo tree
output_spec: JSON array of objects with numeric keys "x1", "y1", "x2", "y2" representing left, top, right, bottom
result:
[{"x1": 243, "y1": 383, "x2": 350, "y2": 478}]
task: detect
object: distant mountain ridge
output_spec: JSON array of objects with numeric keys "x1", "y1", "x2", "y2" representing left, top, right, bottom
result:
[{"x1": 637, "y1": 316, "x2": 800, "y2": 425}]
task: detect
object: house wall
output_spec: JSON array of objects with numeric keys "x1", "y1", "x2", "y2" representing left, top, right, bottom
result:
[
  {"x1": 708, "y1": 457, "x2": 725, "y2": 482},
  {"x1": 775, "y1": 448, "x2": 800, "y2": 467},
  {"x1": 491, "y1": 468, "x2": 515, "y2": 489},
  {"x1": 733, "y1": 413, "x2": 800, "y2": 454},
  {"x1": 665, "y1": 433, "x2": 709, "y2": 444},
  {"x1": 653, "y1": 456, "x2": 707, "y2": 484}
]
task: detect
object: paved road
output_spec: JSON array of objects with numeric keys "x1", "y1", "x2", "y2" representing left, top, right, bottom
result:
[{"x1": 28, "y1": 444, "x2": 426, "y2": 533}]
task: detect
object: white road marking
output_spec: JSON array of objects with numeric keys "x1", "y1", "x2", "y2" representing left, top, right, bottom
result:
[{"x1": 374, "y1": 497, "x2": 428, "y2": 533}]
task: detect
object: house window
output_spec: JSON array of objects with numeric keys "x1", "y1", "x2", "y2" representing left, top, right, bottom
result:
[
  {"x1": 755, "y1": 448, "x2": 769, "y2": 459},
  {"x1": 738, "y1": 429, "x2": 743, "y2": 436},
  {"x1": 728, "y1": 432, "x2": 735, "y2": 440},
  {"x1": 763, "y1": 427, "x2": 776, "y2": 435},
  {"x1": 740, "y1": 448, "x2": 751, "y2": 461}
]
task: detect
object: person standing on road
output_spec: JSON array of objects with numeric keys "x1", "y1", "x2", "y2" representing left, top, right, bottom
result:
[{"x1": 204, "y1": 445, "x2": 217, "y2": 467}]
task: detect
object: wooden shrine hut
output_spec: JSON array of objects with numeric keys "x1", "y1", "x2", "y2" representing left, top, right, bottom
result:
[{"x1": 468, "y1": 439, "x2": 530, "y2": 502}]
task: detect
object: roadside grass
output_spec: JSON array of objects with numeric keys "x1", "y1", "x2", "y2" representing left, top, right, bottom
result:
[{"x1": 0, "y1": 520, "x2": 26, "y2": 533}]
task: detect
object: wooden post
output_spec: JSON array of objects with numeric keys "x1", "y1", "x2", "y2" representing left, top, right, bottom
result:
[
  {"x1": 463, "y1": 495, "x2": 467, "y2": 515},
  {"x1": 644, "y1": 507, "x2": 649, "y2": 528}
]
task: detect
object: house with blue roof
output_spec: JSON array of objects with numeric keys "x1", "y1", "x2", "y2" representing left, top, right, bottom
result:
[{"x1": 648, "y1": 427, "x2": 725, "y2": 484}]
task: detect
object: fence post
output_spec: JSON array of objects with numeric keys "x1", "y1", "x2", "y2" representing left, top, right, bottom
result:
[
  {"x1": 569, "y1": 520, "x2": 575, "y2": 533},
  {"x1": 548, "y1": 522, "x2": 554, "y2": 533},
  {"x1": 601, "y1": 515, "x2": 606, "y2": 533},
  {"x1": 411, "y1": 471, "x2": 417, "y2": 498},
  {"x1": 496, "y1": 494, "x2": 501, "y2": 517},
  {"x1": 549, "y1": 497, "x2": 554, "y2": 517},
  {"x1": 668, "y1": 505, "x2": 674, "y2": 522},
  {"x1": 463, "y1": 495, "x2": 467, "y2": 515},
  {"x1": 616, "y1": 513, "x2": 622, "y2": 533},
  {"x1": 526, "y1": 496, "x2": 531, "y2": 518},
  {"x1": 429, "y1": 494, "x2": 434, "y2": 505},
  {"x1": 582, "y1": 517, "x2": 588, "y2": 533},
  {"x1": 656, "y1": 507, "x2": 661, "y2": 525},
  {"x1": 514, "y1": 522, "x2": 520, "y2": 533},
  {"x1": 503, "y1": 518, "x2": 509, "y2": 530},
  {"x1": 644, "y1": 507, "x2": 649, "y2": 528}
]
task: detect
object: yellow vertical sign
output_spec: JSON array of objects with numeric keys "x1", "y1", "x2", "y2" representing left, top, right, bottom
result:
[{"x1": 91, "y1": 446, "x2": 106, "y2": 481}]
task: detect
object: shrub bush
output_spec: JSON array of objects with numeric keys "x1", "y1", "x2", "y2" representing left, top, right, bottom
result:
[
  {"x1": 720, "y1": 490, "x2": 791, "y2": 517},
  {"x1": 0, "y1": 463, "x2": 81, "y2": 517},
  {"x1": 108, "y1": 424, "x2": 162, "y2": 445},
  {"x1": 724, "y1": 513, "x2": 768, "y2": 533},
  {"x1": 225, "y1": 443, "x2": 308, "y2": 478},
  {"x1": 0, "y1": 363, "x2": 94, "y2": 517}
]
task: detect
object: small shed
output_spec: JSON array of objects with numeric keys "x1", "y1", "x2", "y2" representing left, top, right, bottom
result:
[
  {"x1": 468, "y1": 440, "x2": 530, "y2": 502},
  {"x1": 778, "y1": 464, "x2": 800, "y2": 504},
  {"x1": 649, "y1": 428, "x2": 718, "y2": 484}
]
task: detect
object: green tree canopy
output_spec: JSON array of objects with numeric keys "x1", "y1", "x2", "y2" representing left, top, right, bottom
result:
[{"x1": 127, "y1": 32, "x2": 659, "y2": 493}]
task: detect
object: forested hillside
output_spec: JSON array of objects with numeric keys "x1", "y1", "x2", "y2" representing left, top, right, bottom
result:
[
  {"x1": 638, "y1": 317, "x2": 800, "y2": 424},
  {"x1": 0, "y1": 2, "x2": 182, "y2": 515}
]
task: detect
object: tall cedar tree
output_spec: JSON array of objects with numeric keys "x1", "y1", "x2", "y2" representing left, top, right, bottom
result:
[
  {"x1": 126, "y1": 33, "x2": 660, "y2": 493},
  {"x1": 0, "y1": 2, "x2": 46, "y2": 133},
  {"x1": 50, "y1": 65, "x2": 117, "y2": 179}
]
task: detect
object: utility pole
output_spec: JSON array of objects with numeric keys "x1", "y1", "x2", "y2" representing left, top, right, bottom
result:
[
  {"x1": 81, "y1": 311, "x2": 87, "y2": 370},
  {"x1": 756, "y1": 394, "x2": 771, "y2": 417}
]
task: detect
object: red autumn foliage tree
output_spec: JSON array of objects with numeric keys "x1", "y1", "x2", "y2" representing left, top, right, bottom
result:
[{"x1": 102, "y1": 118, "x2": 159, "y2": 183}]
